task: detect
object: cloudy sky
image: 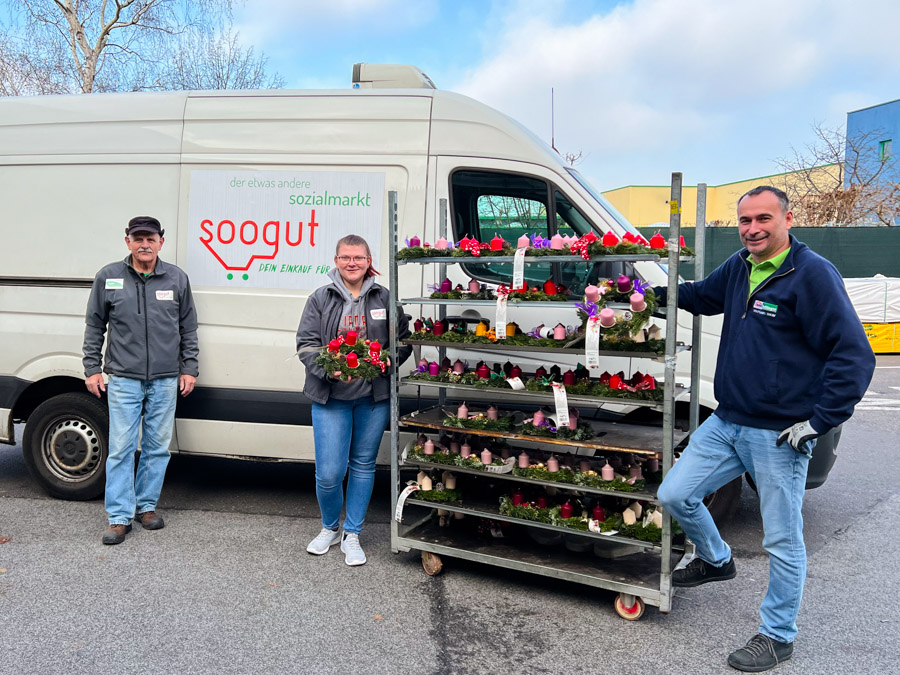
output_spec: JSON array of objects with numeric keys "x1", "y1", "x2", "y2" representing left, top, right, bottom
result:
[{"x1": 234, "y1": 0, "x2": 900, "y2": 192}]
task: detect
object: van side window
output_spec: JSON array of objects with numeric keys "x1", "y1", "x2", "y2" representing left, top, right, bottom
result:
[{"x1": 450, "y1": 169, "x2": 632, "y2": 293}]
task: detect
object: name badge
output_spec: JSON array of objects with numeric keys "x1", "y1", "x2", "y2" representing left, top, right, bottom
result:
[
  {"x1": 105, "y1": 279, "x2": 124, "y2": 289},
  {"x1": 370, "y1": 308, "x2": 387, "y2": 320},
  {"x1": 156, "y1": 290, "x2": 174, "y2": 301}
]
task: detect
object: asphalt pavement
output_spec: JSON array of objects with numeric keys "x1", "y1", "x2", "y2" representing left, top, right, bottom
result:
[{"x1": 1, "y1": 356, "x2": 899, "y2": 675}]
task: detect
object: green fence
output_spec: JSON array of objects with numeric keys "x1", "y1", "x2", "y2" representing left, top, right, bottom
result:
[{"x1": 637, "y1": 227, "x2": 900, "y2": 280}]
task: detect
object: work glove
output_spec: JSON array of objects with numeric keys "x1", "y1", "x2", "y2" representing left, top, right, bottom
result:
[{"x1": 776, "y1": 420, "x2": 821, "y2": 453}]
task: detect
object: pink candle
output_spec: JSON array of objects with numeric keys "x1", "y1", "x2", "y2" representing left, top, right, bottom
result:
[
  {"x1": 584, "y1": 285, "x2": 600, "y2": 303},
  {"x1": 599, "y1": 308, "x2": 616, "y2": 328},
  {"x1": 480, "y1": 448, "x2": 493, "y2": 465},
  {"x1": 450, "y1": 441, "x2": 460, "y2": 454},
  {"x1": 428, "y1": 361, "x2": 439, "y2": 376},
  {"x1": 630, "y1": 292, "x2": 646, "y2": 312},
  {"x1": 460, "y1": 442, "x2": 471, "y2": 458},
  {"x1": 517, "y1": 234, "x2": 531, "y2": 248},
  {"x1": 547, "y1": 456, "x2": 559, "y2": 472},
  {"x1": 601, "y1": 462, "x2": 614, "y2": 481},
  {"x1": 424, "y1": 439, "x2": 435, "y2": 455},
  {"x1": 616, "y1": 275, "x2": 632, "y2": 293},
  {"x1": 452, "y1": 359, "x2": 465, "y2": 375},
  {"x1": 457, "y1": 402, "x2": 468, "y2": 419},
  {"x1": 550, "y1": 233, "x2": 564, "y2": 250},
  {"x1": 532, "y1": 410, "x2": 546, "y2": 425},
  {"x1": 434, "y1": 237, "x2": 448, "y2": 250},
  {"x1": 579, "y1": 460, "x2": 591, "y2": 473},
  {"x1": 486, "y1": 405, "x2": 499, "y2": 421},
  {"x1": 568, "y1": 409, "x2": 578, "y2": 431},
  {"x1": 468, "y1": 278, "x2": 480, "y2": 293},
  {"x1": 648, "y1": 457, "x2": 659, "y2": 473},
  {"x1": 629, "y1": 464, "x2": 643, "y2": 479},
  {"x1": 518, "y1": 451, "x2": 530, "y2": 468},
  {"x1": 553, "y1": 323, "x2": 567, "y2": 340}
]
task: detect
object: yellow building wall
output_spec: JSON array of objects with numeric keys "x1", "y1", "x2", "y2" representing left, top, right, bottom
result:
[{"x1": 603, "y1": 165, "x2": 840, "y2": 228}]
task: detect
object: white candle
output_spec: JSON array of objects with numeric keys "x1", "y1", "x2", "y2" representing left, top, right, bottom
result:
[
  {"x1": 420, "y1": 475, "x2": 433, "y2": 491},
  {"x1": 443, "y1": 472, "x2": 456, "y2": 490}
]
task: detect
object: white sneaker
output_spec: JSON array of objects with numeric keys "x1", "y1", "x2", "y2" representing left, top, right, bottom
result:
[
  {"x1": 341, "y1": 532, "x2": 367, "y2": 566},
  {"x1": 306, "y1": 527, "x2": 341, "y2": 555}
]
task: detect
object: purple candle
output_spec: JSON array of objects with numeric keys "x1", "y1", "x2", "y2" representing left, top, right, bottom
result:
[
  {"x1": 584, "y1": 285, "x2": 600, "y2": 303},
  {"x1": 648, "y1": 457, "x2": 659, "y2": 473},
  {"x1": 409, "y1": 235, "x2": 421, "y2": 247},
  {"x1": 518, "y1": 451, "x2": 530, "y2": 468},
  {"x1": 428, "y1": 361, "x2": 440, "y2": 376},
  {"x1": 440, "y1": 278, "x2": 452, "y2": 293},
  {"x1": 629, "y1": 464, "x2": 643, "y2": 479},
  {"x1": 616, "y1": 275, "x2": 632, "y2": 293}
]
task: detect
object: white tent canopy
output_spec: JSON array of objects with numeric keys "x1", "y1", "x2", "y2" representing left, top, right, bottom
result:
[{"x1": 844, "y1": 275, "x2": 900, "y2": 323}]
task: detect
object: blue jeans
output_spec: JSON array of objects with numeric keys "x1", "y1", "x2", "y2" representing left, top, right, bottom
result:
[
  {"x1": 311, "y1": 396, "x2": 390, "y2": 535},
  {"x1": 658, "y1": 413, "x2": 813, "y2": 643},
  {"x1": 105, "y1": 375, "x2": 178, "y2": 525}
]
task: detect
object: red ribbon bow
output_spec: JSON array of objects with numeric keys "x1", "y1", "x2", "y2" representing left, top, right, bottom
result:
[
  {"x1": 570, "y1": 232, "x2": 598, "y2": 260},
  {"x1": 461, "y1": 239, "x2": 482, "y2": 257}
]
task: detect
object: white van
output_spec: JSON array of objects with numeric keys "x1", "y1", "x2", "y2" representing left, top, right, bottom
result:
[{"x1": 0, "y1": 64, "x2": 731, "y2": 509}]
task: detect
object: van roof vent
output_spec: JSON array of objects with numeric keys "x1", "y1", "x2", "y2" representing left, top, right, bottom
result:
[{"x1": 352, "y1": 63, "x2": 436, "y2": 89}]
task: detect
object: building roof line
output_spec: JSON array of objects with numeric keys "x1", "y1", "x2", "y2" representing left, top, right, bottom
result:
[
  {"x1": 847, "y1": 98, "x2": 900, "y2": 115},
  {"x1": 604, "y1": 163, "x2": 840, "y2": 193}
]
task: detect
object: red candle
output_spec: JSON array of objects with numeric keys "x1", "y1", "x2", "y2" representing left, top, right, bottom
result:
[
  {"x1": 432, "y1": 320, "x2": 445, "y2": 336},
  {"x1": 602, "y1": 231, "x2": 619, "y2": 247},
  {"x1": 509, "y1": 365, "x2": 522, "y2": 379},
  {"x1": 345, "y1": 330, "x2": 358, "y2": 346},
  {"x1": 369, "y1": 341, "x2": 381, "y2": 357},
  {"x1": 346, "y1": 353, "x2": 358, "y2": 368},
  {"x1": 609, "y1": 374, "x2": 624, "y2": 389},
  {"x1": 543, "y1": 279, "x2": 557, "y2": 296},
  {"x1": 328, "y1": 339, "x2": 341, "y2": 354},
  {"x1": 476, "y1": 363, "x2": 490, "y2": 379},
  {"x1": 512, "y1": 490, "x2": 524, "y2": 506},
  {"x1": 592, "y1": 505, "x2": 606, "y2": 522},
  {"x1": 562, "y1": 370, "x2": 576, "y2": 385},
  {"x1": 560, "y1": 501, "x2": 573, "y2": 519},
  {"x1": 490, "y1": 235, "x2": 505, "y2": 251},
  {"x1": 535, "y1": 366, "x2": 548, "y2": 379},
  {"x1": 413, "y1": 318, "x2": 424, "y2": 332},
  {"x1": 679, "y1": 235, "x2": 686, "y2": 247},
  {"x1": 537, "y1": 496, "x2": 548, "y2": 509},
  {"x1": 649, "y1": 232, "x2": 666, "y2": 249}
]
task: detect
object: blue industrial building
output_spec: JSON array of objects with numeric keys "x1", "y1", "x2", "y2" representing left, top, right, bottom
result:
[{"x1": 845, "y1": 98, "x2": 900, "y2": 185}]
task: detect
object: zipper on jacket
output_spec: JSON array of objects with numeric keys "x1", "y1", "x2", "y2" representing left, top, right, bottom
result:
[
  {"x1": 135, "y1": 281, "x2": 142, "y2": 314},
  {"x1": 741, "y1": 266, "x2": 795, "y2": 318}
]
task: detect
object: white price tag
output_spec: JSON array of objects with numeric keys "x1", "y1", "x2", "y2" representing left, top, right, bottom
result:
[
  {"x1": 586, "y1": 316, "x2": 601, "y2": 370},
  {"x1": 394, "y1": 484, "x2": 421, "y2": 522},
  {"x1": 506, "y1": 376, "x2": 525, "y2": 390},
  {"x1": 551, "y1": 382, "x2": 570, "y2": 427},
  {"x1": 495, "y1": 293, "x2": 508, "y2": 340},
  {"x1": 512, "y1": 247, "x2": 526, "y2": 290}
]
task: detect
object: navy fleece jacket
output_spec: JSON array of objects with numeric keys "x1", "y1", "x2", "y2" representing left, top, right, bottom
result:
[{"x1": 656, "y1": 235, "x2": 874, "y2": 433}]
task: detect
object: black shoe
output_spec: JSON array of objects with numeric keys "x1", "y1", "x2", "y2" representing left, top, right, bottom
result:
[
  {"x1": 728, "y1": 633, "x2": 793, "y2": 672},
  {"x1": 672, "y1": 555, "x2": 736, "y2": 587},
  {"x1": 135, "y1": 511, "x2": 165, "y2": 530},
  {"x1": 101, "y1": 523, "x2": 132, "y2": 545}
]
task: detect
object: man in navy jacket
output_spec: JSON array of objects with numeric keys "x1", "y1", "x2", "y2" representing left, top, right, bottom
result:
[{"x1": 656, "y1": 186, "x2": 874, "y2": 672}]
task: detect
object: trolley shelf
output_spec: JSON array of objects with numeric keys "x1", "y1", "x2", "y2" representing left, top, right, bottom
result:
[
  {"x1": 402, "y1": 339, "x2": 689, "y2": 361},
  {"x1": 395, "y1": 520, "x2": 678, "y2": 604},
  {"x1": 397, "y1": 254, "x2": 694, "y2": 265},
  {"x1": 402, "y1": 459, "x2": 660, "y2": 501},
  {"x1": 401, "y1": 377, "x2": 689, "y2": 411},
  {"x1": 399, "y1": 406, "x2": 688, "y2": 456}
]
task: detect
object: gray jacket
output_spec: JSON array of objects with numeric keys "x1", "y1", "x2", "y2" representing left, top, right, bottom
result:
[
  {"x1": 296, "y1": 275, "x2": 411, "y2": 404},
  {"x1": 83, "y1": 256, "x2": 200, "y2": 380}
]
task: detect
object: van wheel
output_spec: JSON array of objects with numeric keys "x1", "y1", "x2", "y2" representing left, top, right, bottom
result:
[
  {"x1": 703, "y1": 476, "x2": 742, "y2": 524},
  {"x1": 22, "y1": 393, "x2": 108, "y2": 501}
]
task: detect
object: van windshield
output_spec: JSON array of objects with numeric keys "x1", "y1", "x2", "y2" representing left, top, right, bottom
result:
[{"x1": 565, "y1": 168, "x2": 642, "y2": 237}]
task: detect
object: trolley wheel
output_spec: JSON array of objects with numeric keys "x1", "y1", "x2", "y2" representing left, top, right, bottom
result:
[
  {"x1": 421, "y1": 551, "x2": 443, "y2": 576},
  {"x1": 614, "y1": 593, "x2": 645, "y2": 620}
]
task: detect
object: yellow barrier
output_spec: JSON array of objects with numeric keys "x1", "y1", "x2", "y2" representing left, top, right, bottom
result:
[{"x1": 862, "y1": 323, "x2": 899, "y2": 353}]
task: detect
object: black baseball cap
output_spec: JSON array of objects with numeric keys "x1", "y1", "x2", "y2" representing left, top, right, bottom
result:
[{"x1": 126, "y1": 216, "x2": 164, "y2": 237}]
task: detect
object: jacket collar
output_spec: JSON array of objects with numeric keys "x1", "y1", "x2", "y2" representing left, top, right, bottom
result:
[
  {"x1": 124, "y1": 254, "x2": 168, "y2": 277},
  {"x1": 740, "y1": 234, "x2": 806, "y2": 272}
]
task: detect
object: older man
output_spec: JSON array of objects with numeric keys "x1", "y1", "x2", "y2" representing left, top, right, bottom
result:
[
  {"x1": 656, "y1": 186, "x2": 874, "y2": 671},
  {"x1": 83, "y1": 216, "x2": 199, "y2": 545}
]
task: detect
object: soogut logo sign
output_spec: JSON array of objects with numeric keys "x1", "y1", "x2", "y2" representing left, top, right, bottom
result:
[{"x1": 186, "y1": 170, "x2": 386, "y2": 290}]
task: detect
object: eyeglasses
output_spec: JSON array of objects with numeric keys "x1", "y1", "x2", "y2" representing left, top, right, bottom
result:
[{"x1": 337, "y1": 256, "x2": 368, "y2": 264}]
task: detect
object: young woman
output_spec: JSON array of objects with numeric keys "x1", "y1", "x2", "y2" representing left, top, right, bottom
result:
[{"x1": 296, "y1": 234, "x2": 411, "y2": 566}]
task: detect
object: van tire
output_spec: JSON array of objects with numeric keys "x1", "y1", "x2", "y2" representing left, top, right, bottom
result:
[
  {"x1": 22, "y1": 393, "x2": 108, "y2": 501},
  {"x1": 703, "y1": 476, "x2": 743, "y2": 524}
]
